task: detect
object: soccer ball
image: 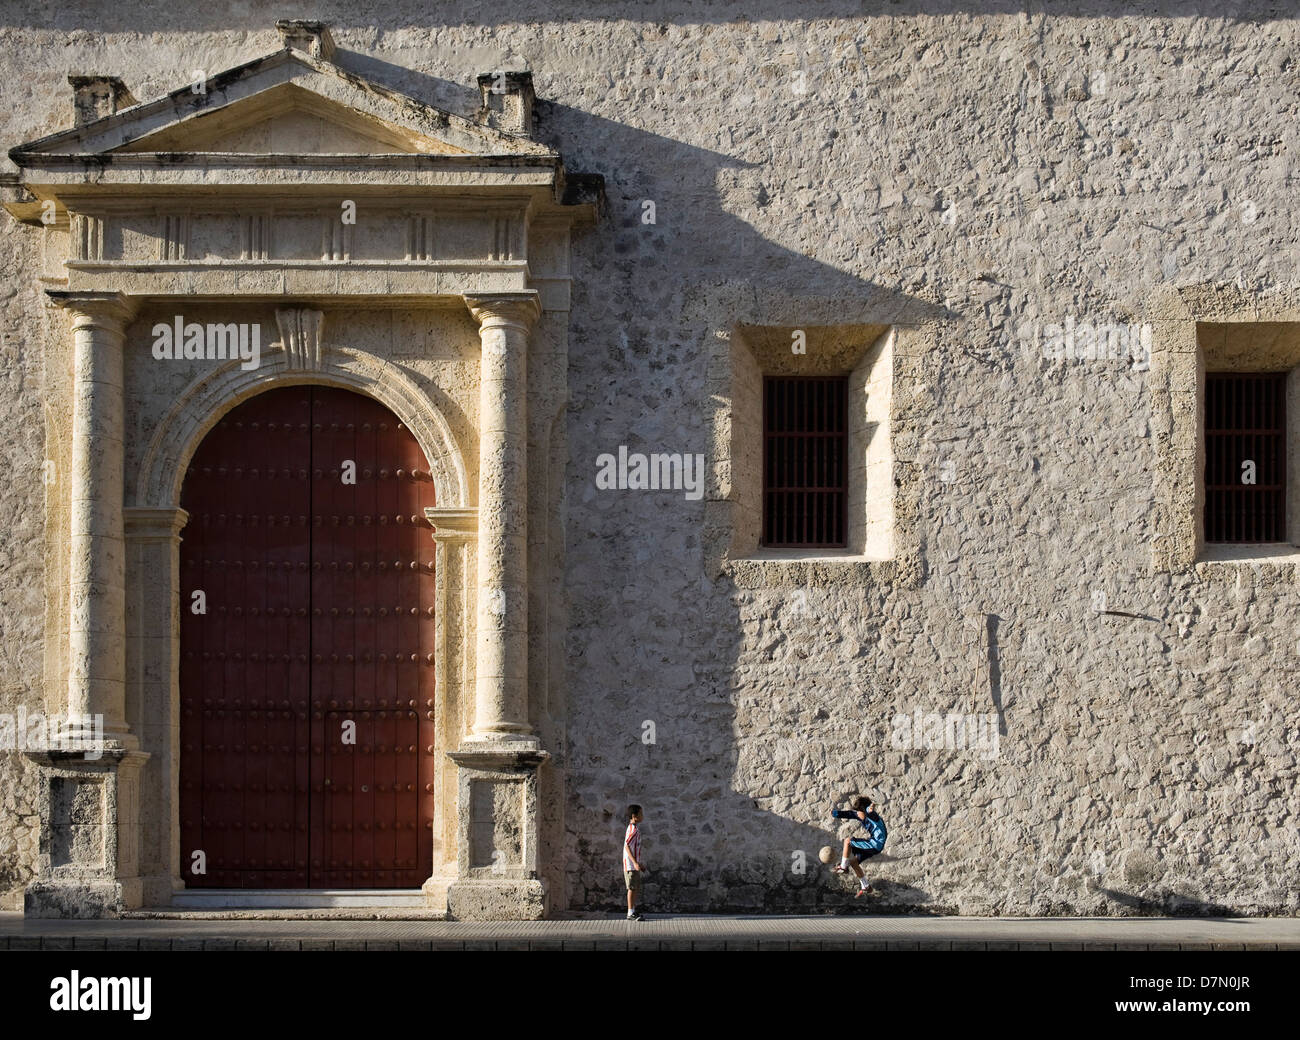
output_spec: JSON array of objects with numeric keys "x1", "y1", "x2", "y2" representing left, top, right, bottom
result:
[{"x1": 818, "y1": 845, "x2": 836, "y2": 865}]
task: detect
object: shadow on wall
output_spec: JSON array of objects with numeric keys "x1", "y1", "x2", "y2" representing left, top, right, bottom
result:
[
  {"x1": 1094, "y1": 886, "x2": 1236, "y2": 917},
  {"x1": 513, "y1": 90, "x2": 956, "y2": 911},
  {"x1": 988, "y1": 613, "x2": 1005, "y2": 736},
  {"x1": 577, "y1": 798, "x2": 936, "y2": 915},
  {"x1": 341, "y1": 51, "x2": 954, "y2": 322},
  {"x1": 322, "y1": 57, "x2": 936, "y2": 911}
]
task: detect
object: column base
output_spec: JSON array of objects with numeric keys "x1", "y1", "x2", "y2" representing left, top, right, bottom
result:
[
  {"x1": 463, "y1": 730, "x2": 541, "y2": 748},
  {"x1": 446, "y1": 878, "x2": 547, "y2": 921},
  {"x1": 46, "y1": 731, "x2": 140, "y2": 757},
  {"x1": 24, "y1": 878, "x2": 143, "y2": 919},
  {"x1": 22, "y1": 747, "x2": 149, "y2": 919},
  {"x1": 445, "y1": 742, "x2": 550, "y2": 919},
  {"x1": 141, "y1": 873, "x2": 181, "y2": 908}
]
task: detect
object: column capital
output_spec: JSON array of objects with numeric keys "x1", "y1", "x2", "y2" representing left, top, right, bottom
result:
[
  {"x1": 46, "y1": 290, "x2": 137, "y2": 329},
  {"x1": 123, "y1": 507, "x2": 190, "y2": 542},
  {"x1": 425, "y1": 506, "x2": 478, "y2": 542},
  {"x1": 463, "y1": 293, "x2": 541, "y2": 332}
]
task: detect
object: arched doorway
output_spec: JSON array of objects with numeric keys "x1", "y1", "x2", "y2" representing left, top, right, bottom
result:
[{"x1": 179, "y1": 386, "x2": 438, "y2": 889}]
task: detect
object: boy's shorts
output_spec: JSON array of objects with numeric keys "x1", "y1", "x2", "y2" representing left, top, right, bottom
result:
[
  {"x1": 849, "y1": 840, "x2": 882, "y2": 863},
  {"x1": 624, "y1": 869, "x2": 642, "y2": 891}
]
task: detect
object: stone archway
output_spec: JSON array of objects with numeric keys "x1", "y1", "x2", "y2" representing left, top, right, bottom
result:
[{"x1": 135, "y1": 340, "x2": 471, "y2": 513}]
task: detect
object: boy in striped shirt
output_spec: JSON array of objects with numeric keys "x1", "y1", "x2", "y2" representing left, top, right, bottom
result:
[{"x1": 623, "y1": 804, "x2": 645, "y2": 921}]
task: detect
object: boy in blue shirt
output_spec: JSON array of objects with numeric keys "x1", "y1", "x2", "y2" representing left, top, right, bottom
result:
[{"x1": 831, "y1": 795, "x2": 887, "y2": 897}]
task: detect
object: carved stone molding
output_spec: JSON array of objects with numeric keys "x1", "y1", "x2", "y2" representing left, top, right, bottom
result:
[
  {"x1": 134, "y1": 344, "x2": 470, "y2": 510},
  {"x1": 276, "y1": 307, "x2": 325, "y2": 370},
  {"x1": 276, "y1": 19, "x2": 337, "y2": 60},
  {"x1": 123, "y1": 506, "x2": 189, "y2": 542},
  {"x1": 426, "y1": 506, "x2": 479, "y2": 541}
]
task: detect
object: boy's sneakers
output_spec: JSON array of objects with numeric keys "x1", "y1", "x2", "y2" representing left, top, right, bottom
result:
[
  {"x1": 855, "y1": 883, "x2": 875, "y2": 898},
  {"x1": 626, "y1": 912, "x2": 644, "y2": 921}
]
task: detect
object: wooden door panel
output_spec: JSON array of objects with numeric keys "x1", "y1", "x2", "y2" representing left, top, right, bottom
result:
[{"x1": 180, "y1": 386, "x2": 436, "y2": 890}]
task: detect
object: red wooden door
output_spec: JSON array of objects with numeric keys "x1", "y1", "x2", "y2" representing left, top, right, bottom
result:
[{"x1": 179, "y1": 386, "x2": 437, "y2": 889}]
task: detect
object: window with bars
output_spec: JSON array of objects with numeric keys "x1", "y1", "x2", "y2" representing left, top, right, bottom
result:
[
  {"x1": 762, "y1": 375, "x2": 847, "y2": 547},
  {"x1": 1204, "y1": 372, "x2": 1287, "y2": 543}
]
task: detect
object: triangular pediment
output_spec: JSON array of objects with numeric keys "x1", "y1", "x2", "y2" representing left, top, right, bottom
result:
[
  {"x1": 12, "y1": 48, "x2": 553, "y2": 160},
  {"x1": 114, "y1": 83, "x2": 471, "y2": 156}
]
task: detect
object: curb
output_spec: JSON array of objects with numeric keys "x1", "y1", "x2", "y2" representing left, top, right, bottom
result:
[{"x1": 3, "y1": 936, "x2": 1295, "y2": 952}]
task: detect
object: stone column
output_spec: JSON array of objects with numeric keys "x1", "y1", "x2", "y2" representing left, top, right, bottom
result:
[
  {"x1": 48, "y1": 290, "x2": 136, "y2": 749},
  {"x1": 447, "y1": 294, "x2": 549, "y2": 920},
  {"x1": 27, "y1": 291, "x2": 149, "y2": 918},
  {"x1": 464, "y1": 293, "x2": 540, "y2": 745}
]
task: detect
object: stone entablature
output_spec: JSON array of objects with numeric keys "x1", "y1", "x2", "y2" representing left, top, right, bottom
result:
[{"x1": 55, "y1": 199, "x2": 531, "y2": 267}]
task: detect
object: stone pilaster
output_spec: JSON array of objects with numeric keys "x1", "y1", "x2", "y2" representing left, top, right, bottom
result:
[
  {"x1": 421, "y1": 506, "x2": 478, "y2": 913},
  {"x1": 123, "y1": 506, "x2": 189, "y2": 904}
]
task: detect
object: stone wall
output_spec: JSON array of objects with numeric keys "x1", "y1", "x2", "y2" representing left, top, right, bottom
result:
[
  {"x1": 2, "y1": 2, "x2": 1298, "y2": 914},
  {"x1": 0, "y1": 128, "x2": 57, "y2": 908}
]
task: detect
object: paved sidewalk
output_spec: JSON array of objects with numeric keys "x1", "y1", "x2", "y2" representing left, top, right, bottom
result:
[{"x1": 2, "y1": 912, "x2": 1297, "y2": 950}]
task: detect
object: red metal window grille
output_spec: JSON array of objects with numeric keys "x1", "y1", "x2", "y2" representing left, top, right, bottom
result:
[
  {"x1": 762, "y1": 375, "x2": 848, "y2": 548},
  {"x1": 1204, "y1": 371, "x2": 1287, "y2": 543}
]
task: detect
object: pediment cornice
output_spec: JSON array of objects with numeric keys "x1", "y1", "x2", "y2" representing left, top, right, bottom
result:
[
  {"x1": 11, "y1": 48, "x2": 553, "y2": 164},
  {"x1": 1, "y1": 25, "x2": 602, "y2": 292}
]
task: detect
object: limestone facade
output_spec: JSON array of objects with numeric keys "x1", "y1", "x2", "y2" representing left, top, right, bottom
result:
[{"x1": 0, "y1": 8, "x2": 1297, "y2": 918}]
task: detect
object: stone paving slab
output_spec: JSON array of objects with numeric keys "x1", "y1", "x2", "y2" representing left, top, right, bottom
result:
[{"x1": 1, "y1": 912, "x2": 1297, "y2": 950}]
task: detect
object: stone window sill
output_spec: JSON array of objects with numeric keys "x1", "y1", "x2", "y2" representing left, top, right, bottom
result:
[
  {"x1": 1195, "y1": 543, "x2": 1300, "y2": 567},
  {"x1": 732, "y1": 548, "x2": 892, "y2": 563},
  {"x1": 721, "y1": 553, "x2": 899, "y2": 588}
]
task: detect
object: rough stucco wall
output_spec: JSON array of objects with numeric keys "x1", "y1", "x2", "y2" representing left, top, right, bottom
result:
[
  {"x1": 0, "y1": 181, "x2": 47, "y2": 908},
  {"x1": 552, "y1": 4, "x2": 1300, "y2": 914},
  {"x1": 0, "y1": 2, "x2": 1298, "y2": 915}
]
